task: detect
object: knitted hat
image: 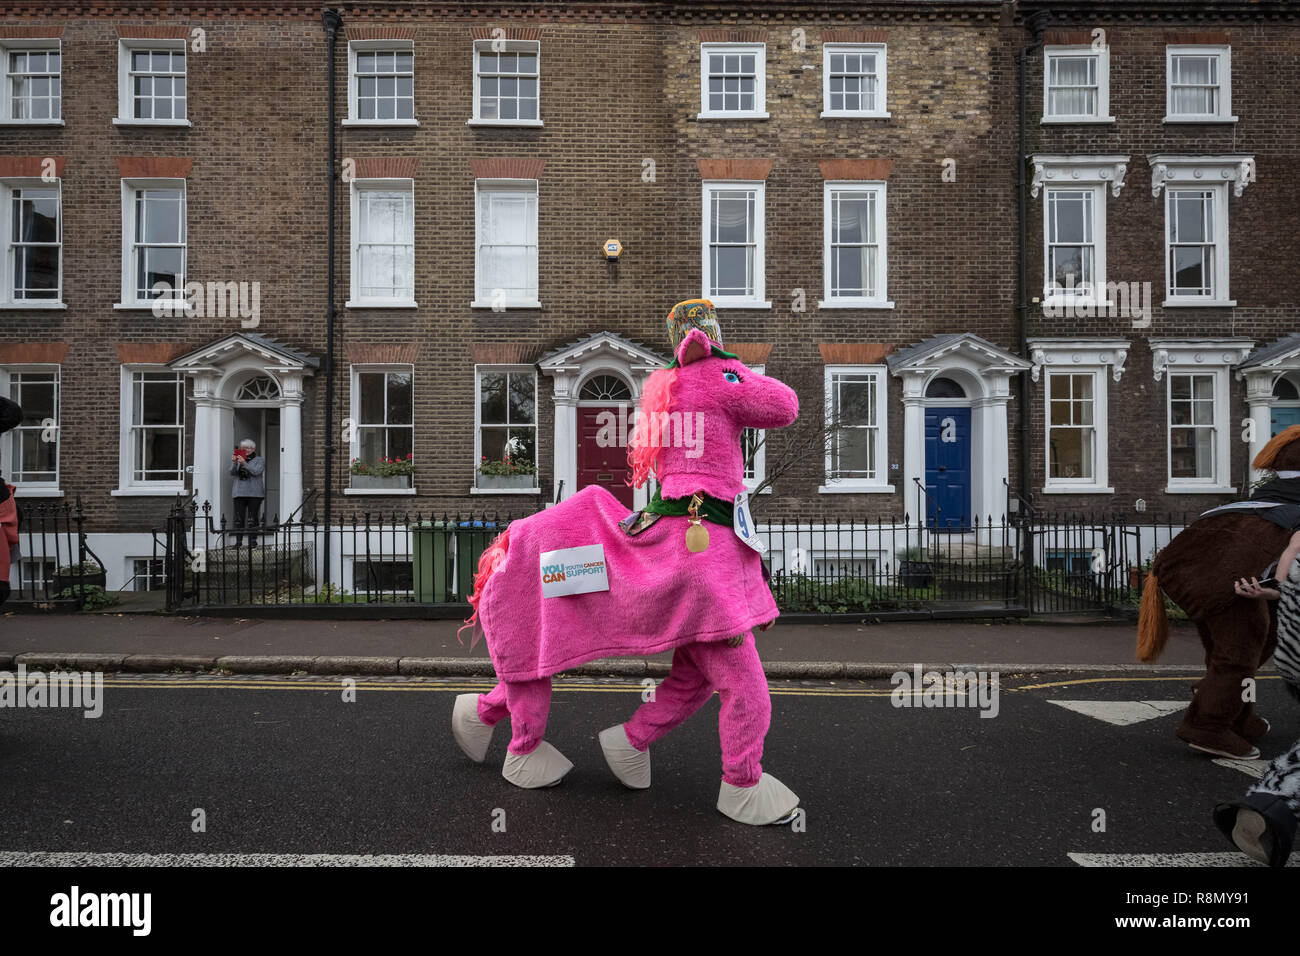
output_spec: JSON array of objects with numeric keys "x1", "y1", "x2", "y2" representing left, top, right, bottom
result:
[
  {"x1": 665, "y1": 298, "x2": 736, "y2": 367},
  {"x1": 0, "y1": 396, "x2": 20, "y2": 436}
]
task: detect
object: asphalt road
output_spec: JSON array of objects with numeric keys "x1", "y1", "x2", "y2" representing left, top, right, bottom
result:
[{"x1": 1, "y1": 670, "x2": 1297, "y2": 867}]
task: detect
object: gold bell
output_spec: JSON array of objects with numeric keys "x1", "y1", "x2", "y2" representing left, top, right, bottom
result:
[{"x1": 685, "y1": 493, "x2": 709, "y2": 553}]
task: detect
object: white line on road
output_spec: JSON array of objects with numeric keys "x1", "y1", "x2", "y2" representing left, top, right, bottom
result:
[
  {"x1": 1047, "y1": 700, "x2": 1186, "y2": 726},
  {"x1": 1069, "y1": 852, "x2": 1294, "y2": 867},
  {"x1": 1213, "y1": 758, "x2": 1268, "y2": 779},
  {"x1": 0, "y1": 851, "x2": 574, "y2": 867}
]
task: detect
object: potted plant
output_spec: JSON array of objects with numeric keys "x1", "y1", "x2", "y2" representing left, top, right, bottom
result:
[
  {"x1": 477, "y1": 439, "x2": 536, "y2": 490},
  {"x1": 349, "y1": 453, "x2": 414, "y2": 490},
  {"x1": 54, "y1": 559, "x2": 107, "y2": 593},
  {"x1": 895, "y1": 546, "x2": 933, "y2": 589}
]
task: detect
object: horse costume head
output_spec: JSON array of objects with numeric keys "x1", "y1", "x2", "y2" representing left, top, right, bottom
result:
[
  {"x1": 1253, "y1": 425, "x2": 1300, "y2": 473},
  {"x1": 628, "y1": 318, "x2": 798, "y2": 501}
]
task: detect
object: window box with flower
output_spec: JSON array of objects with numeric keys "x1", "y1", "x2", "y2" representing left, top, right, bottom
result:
[
  {"x1": 349, "y1": 453, "x2": 414, "y2": 490},
  {"x1": 476, "y1": 439, "x2": 537, "y2": 490}
]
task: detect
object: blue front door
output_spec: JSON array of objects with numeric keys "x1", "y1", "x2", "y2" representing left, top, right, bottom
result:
[
  {"x1": 1272, "y1": 407, "x2": 1300, "y2": 435},
  {"x1": 924, "y1": 407, "x2": 971, "y2": 529}
]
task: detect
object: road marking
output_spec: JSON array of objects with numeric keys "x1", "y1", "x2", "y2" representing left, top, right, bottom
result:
[
  {"x1": 0, "y1": 851, "x2": 574, "y2": 867},
  {"x1": 1213, "y1": 758, "x2": 1267, "y2": 779},
  {"x1": 1047, "y1": 699, "x2": 1186, "y2": 726},
  {"x1": 1069, "y1": 851, "x2": 1294, "y2": 867}
]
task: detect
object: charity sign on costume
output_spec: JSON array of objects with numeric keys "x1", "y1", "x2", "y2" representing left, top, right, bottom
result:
[{"x1": 540, "y1": 544, "x2": 610, "y2": 598}]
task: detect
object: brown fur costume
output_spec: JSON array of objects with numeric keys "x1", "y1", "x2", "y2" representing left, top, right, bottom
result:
[{"x1": 1137, "y1": 426, "x2": 1300, "y2": 756}]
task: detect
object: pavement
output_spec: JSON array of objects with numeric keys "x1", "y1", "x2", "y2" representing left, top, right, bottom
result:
[{"x1": 0, "y1": 611, "x2": 1216, "y2": 676}]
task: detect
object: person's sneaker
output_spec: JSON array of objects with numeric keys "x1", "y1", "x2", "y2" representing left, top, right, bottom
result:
[
  {"x1": 1178, "y1": 726, "x2": 1261, "y2": 759},
  {"x1": 1188, "y1": 740, "x2": 1261, "y2": 760},
  {"x1": 1213, "y1": 794, "x2": 1297, "y2": 867}
]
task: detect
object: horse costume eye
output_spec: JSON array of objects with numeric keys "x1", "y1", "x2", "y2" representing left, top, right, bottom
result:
[{"x1": 723, "y1": 370, "x2": 743, "y2": 384}]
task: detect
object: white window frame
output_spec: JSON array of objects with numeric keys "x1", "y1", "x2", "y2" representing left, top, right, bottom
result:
[
  {"x1": 741, "y1": 364, "x2": 768, "y2": 493},
  {"x1": 472, "y1": 179, "x2": 540, "y2": 310},
  {"x1": 701, "y1": 180, "x2": 768, "y2": 309},
  {"x1": 1029, "y1": 338, "x2": 1128, "y2": 495},
  {"x1": 469, "y1": 38, "x2": 542, "y2": 127},
  {"x1": 698, "y1": 42, "x2": 768, "y2": 120},
  {"x1": 1163, "y1": 185, "x2": 1228, "y2": 306},
  {"x1": 1042, "y1": 184, "x2": 1104, "y2": 305},
  {"x1": 344, "y1": 39, "x2": 418, "y2": 127},
  {"x1": 115, "y1": 38, "x2": 189, "y2": 127},
  {"x1": 1043, "y1": 369, "x2": 1108, "y2": 494},
  {"x1": 1165, "y1": 370, "x2": 1229, "y2": 493},
  {"x1": 473, "y1": 364, "x2": 540, "y2": 495},
  {"x1": 128, "y1": 556, "x2": 167, "y2": 591},
  {"x1": 1, "y1": 176, "x2": 64, "y2": 308},
  {"x1": 347, "y1": 178, "x2": 417, "y2": 309},
  {"x1": 820, "y1": 364, "x2": 892, "y2": 494},
  {"x1": 114, "y1": 365, "x2": 187, "y2": 496},
  {"x1": 1165, "y1": 45, "x2": 1235, "y2": 123},
  {"x1": 0, "y1": 38, "x2": 63, "y2": 125},
  {"x1": 819, "y1": 180, "x2": 891, "y2": 309},
  {"x1": 1042, "y1": 44, "x2": 1113, "y2": 124},
  {"x1": 117, "y1": 178, "x2": 187, "y2": 310},
  {"x1": 346, "y1": 364, "x2": 417, "y2": 496},
  {"x1": 0, "y1": 364, "x2": 61, "y2": 495},
  {"x1": 820, "y1": 42, "x2": 888, "y2": 118}
]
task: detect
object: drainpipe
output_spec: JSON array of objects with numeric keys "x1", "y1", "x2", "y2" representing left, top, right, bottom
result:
[
  {"x1": 1016, "y1": 8, "x2": 1050, "y2": 512},
  {"x1": 322, "y1": 8, "x2": 342, "y2": 586}
]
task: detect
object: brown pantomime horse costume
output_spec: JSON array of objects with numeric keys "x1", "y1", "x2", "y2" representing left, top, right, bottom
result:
[{"x1": 1138, "y1": 426, "x2": 1300, "y2": 758}]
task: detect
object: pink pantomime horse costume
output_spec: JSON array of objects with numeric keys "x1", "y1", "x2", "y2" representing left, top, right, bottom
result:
[{"x1": 452, "y1": 299, "x2": 800, "y2": 824}]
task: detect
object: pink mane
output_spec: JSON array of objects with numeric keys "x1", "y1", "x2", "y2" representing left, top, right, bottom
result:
[
  {"x1": 458, "y1": 527, "x2": 511, "y2": 647},
  {"x1": 627, "y1": 367, "x2": 678, "y2": 488}
]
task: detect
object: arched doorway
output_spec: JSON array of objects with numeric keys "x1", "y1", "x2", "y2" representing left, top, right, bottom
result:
[
  {"x1": 576, "y1": 372, "x2": 634, "y2": 507},
  {"x1": 229, "y1": 374, "x2": 282, "y2": 521},
  {"x1": 1271, "y1": 373, "x2": 1300, "y2": 435}
]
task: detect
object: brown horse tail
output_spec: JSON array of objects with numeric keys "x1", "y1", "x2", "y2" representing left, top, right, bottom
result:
[{"x1": 1136, "y1": 572, "x2": 1169, "y2": 663}]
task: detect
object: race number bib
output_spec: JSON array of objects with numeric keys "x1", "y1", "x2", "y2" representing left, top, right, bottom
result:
[
  {"x1": 540, "y1": 544, "x2": 610, "y2": 598},
  {"x1": 733, "y1": 493, "x2": 767, "y2": 554}
]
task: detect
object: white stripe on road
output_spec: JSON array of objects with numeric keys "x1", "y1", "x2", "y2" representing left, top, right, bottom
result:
[
  {"x1": 0, "y1": 851, "x2": 573, "y2": 867},
  {"x1": 1047, "y1": 700, "x2": 1186, "y2": 726},
  {"x1": 1069, "y1": 852, "x2": 1295, "y2": 867},
  {"x1": 1213, "y1": 758, "x2": 1268, "y2": 779}
]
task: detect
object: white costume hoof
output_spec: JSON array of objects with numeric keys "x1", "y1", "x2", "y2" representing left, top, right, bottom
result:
[
  {"x1": 717, "y1": 773, "x2": 800, "y2": 826},
  {"x1": 451, "y1": 693, "x2": 494, "y2": 763},
  {"x1": 599, "y1": 724, "x2": 651, "y2": 789},
  {"x1": 502, "y1": 741, "x2": 573, "y2": 789}
]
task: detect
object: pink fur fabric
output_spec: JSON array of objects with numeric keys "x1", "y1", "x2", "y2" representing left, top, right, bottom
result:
[{"x1": 477, "y1": 484, "x2": 778, "y2": 682}]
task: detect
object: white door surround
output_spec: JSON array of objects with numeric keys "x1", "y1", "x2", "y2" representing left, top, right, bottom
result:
[
  {"x1": 1240, "y1": 336, "x2": 1300, "y2": 482},
  {"x1": 888, "y1": 333, "x2": 1031, "y2": 524},
  {"x1": 169, "y1": 334, "x2": 317, "y2": 529},
  {"x1": 537, "y1": 331, "x2": 670, "y2": 507}
]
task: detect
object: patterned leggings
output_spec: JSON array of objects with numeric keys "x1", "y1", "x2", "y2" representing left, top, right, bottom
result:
[{"x1": 1249, "y1": 742, "x2": 1300, "y2": 817}]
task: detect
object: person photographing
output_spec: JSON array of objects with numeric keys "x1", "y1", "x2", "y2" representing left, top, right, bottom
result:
[{"x1": 229, "y1": 439, "x2": 265, "y2": 548}]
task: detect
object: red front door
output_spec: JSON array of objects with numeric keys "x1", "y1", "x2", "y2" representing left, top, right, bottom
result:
[{"x1": 577, "y1": 405, "x2": 633, "y2": 507}]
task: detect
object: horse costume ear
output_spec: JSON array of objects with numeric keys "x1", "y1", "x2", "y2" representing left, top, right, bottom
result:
[{"x1": 675, "y1": 327, "x2": 714, "y2": 366}]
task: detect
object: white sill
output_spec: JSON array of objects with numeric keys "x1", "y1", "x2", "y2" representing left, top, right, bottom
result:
[
  {"x1": 818, "y1": 299, "x2": 894, "y2": 310},
  {"x1": 345, "y1": 299, "x2": 419, "y2": 309},
  {"x1": 1041, "y1": 298, "x2": 1115, "y2": 310},
  {"x1": 342, "y1": 118, "x2": 420, "y2": 127},
  {"x1": 113, "y1": 117, "x2": 191, "y2": 127},
  {"x1": 818, "y1": 483, "x2": 896, "y2": 494},
  {"x1": 470, "y1": 486, "x2": 541, "y2": 495},
  {"x1": 711, "y1": 300, "x2": 771, "y2": 310},
  {"x1": 1163, "y1": 115, "x2": 1238, "y2": 124},
  {"x1": 696, "y1": 112, "x2": 770, "y2": 121},
  {"x1": 1040, "y1": 116, "x2": 1116, "y2": 124},
  {"x1": 1162, "y1": 298, "x2": 1237, "y2": 308},
  {"x1": 0, "y1": 301, "x2": 67, "y2": 310},
  {"x1": 0, "y1": 119, "x2": 65, "y2": 126},
  {"x1": 742, "y1": 483, "x2": 773, "y2": 495},
  {"x1": 466, "y1": 118, "x2": 543, "y2": 128},
  {"x1": 12, "y1": 487, "x2": 64, "y2": 498},
  {"x1": 114, "y1": 301, "x2": 192, "y2": 312},
  {"x1": 343, "y1": 487, "x2": 416, "y2": 495},
  {"x1": 820, "y1": 110, "x2": 891, "y2": 119},
  {"x1": 470, "y1": 299, "x2": 541, "y2": 310},
  {"x1": 1041, "y1": 485, "x2": 1114, "y2": 495},
  {"x1": 111, "y1": 486, "x2": 187, "y2": 497},
  {"x1": 1164, "y1": 484, "x2": 1237, "y2": 495}
]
